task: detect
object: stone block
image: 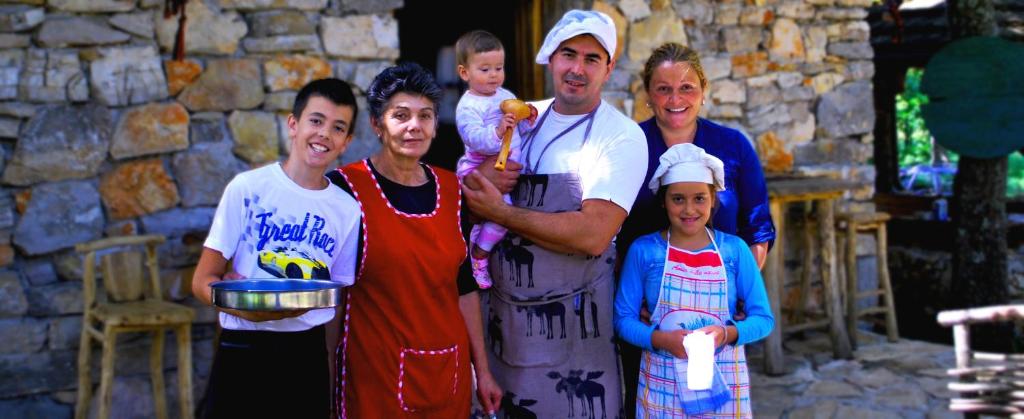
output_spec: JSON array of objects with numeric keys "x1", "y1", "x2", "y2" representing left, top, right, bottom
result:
[
  {"x1": 53, "y1": 250, "x2": 84, "y2": 282},
  {"x1": 219, "y1": 0, "x2": 327, "y2": 10},
  {"x1": 111, "y1": 102, "x2": 190, "y2": 159},
  {"x1": 716, "y1": 3, "x2": 741, "y2": 25},
  {"x1": 817, "y1": 7, "x2": 869, "y2": 20},
  {"x1": 0, "y1": 33, "x2": 30, "y2": 48},
  {"x1": 49, "y1": 0, "x2": 134, "y2": 12},
  {"x1": 811, "y1": 72, "x2": 845, "y2": 94},
  {"x1": 672, "y1": 0, "x2": 713, "y2": 25},
  {"x1": 18, "y1": 49, "x2": 88, "y2": 103},
  {"x1": 837, "y1": 0, "x2": 873, "y2": 6},
  {"x1": 165, "y1": 59, "x2": 202, "y2": 96},
  {"x1": 782, "y1": 85, "x2": 814, "y2": 102},
  {"x1": 13, "y1": 180, "x2": 104, "y2": 256},
  {"x1": 746, "y1": 85, "x2": 782, "y2": 107},
  {"x1": 828, "y1": 41, "x2": 873, "y2": 59},
  {"x1": 777, "y1": 1, "x2": 815, "y2": 19},
  {"x1": 816, "y1": 81, "x2": 874, "y2": 138},
  {"x1": 228, "y1": 110, "x2": 279, "y2": 164},
  {"x1": 845, "y1": 60, "x2": 875, "y2": 80},
  {"x1": 0, "y1": 396, "x2": 71, "y2": 419},
  {"x1": 793, "y1": 138, "x2": 872, "y2": 165},
  {"x1": 722, "y1": 26, "x2": 763, "y2": 53},
  {"x1": 746, "y1": 102, "x2": 791, "y2": 133},
  {"x1": 340, "y1": 96, "x2": 379, "y2": 166},
  {"x1": 3, "y1": 105, "x2": 111, "y2": 186},
  {"x1": 618, "y1": 0, "x2": 652, "y2": 21},
  {"x1": 156, "y1": 236, "x2": 204, "y2": 269},
  {"x1": 0, "y1": 271, "x2": 27, "y2": 317},
  {"x1": 804, "y1": 26, "x2": 828, "y2": 63},
  {"x1": 740, "y1": 6, "x2": 774, "y2": 26},
  {"x1": 685, "y1": 26, "x2": 720, "y2": 52},
  {"x1": 248, "y1": 10, "x2": 316, "y2": 37},
  {"x1": 108, "y1": 11, "x2": 155, "y2": 38},
  {"x1": 172, "y1": 142, "x2": 248, "y2": 207},
  {"x1": 155, "y1": 1, "x2": 247, "y2": 56},
  {"x1": 242, "y1": 34, "x2": 322, "y2": 53},
  {"x1": 332, "y1": 0, "x2": 401, "y2": 14},
  {"x1": 0, "y1": 51, "x2": 23, "y2": 101},
  {"x1": 36, "y1": 17, "x2": 129, "y2": 48},
  {"x1": 351, "y1": 60, "x2": 394, "y2": 94},
  {"x1": 0, "y1": 117, "x2": 18, "y2": 139},
  {"x1": 779, "y1": 111, "x2": 816, "y2": 144},
  {"x1": 757, "y1": 131, "x2": 794, "y2": 173},
  {"x1": 702, "y1": 55, "x2": 732, "y2": 81},
  {"x1": 105, "y1": 220, "x2": 138, "y2": 237},
  {"x1": 178, "y1": 59, "x2": 265, "y2": 112},
  {"x1": 21, "y1": 258, "x2": 57, "y2": 286},
  {"x1": 141, "y1": 207, "x2": 216, "y2": 238},
  {"x1": 99, "y1": 159, "x2": 180, "y2": 220},
  {"x1": 0, "y1": 350, "x2": 77, "y2": 398},
  {"x1": 321, "y1": 15, "x2": 399, "y2": 59},
  {"x1": 0, "y1": 102, "x2": 35, "y2": 118},
  {"x1": 0, "y1": 318, "x2": 46, "y2": 354},
  {"x1": 90, "y1": 46, "x2": 168, "y2": 106},
  {"x1": 26, "y1": 282, "x2": 82, "y2": 316},
  {"x1": 264, "y1": 91, "x2": 297, "y2": 112},
  {"x1": 706, "y1": 104, "x2": 743, "y2": 119},
  {"x1": 710, "y1": 78, "x2": 746, "y2": 104},
  {"x1": 731, "y1": 51, "x2": 769, "y2": 77},
  {"x1": 769, "y1": 18, "x2": 806, "y2": 62},
  {"x1": 48, "y1": 316, "x2": 82, "y2": 350},
  {"x1": 159, "y1": 266, "x2": 195, "y2": 301},
  {"x1": 264, "y1": 55, "x2": 331, "y2": 92},
  {"x1": 189, "y1": 112, "x2": 230, "y2": 144},
  {"x1": 0, "y1": 5, "x2": 44, "y2": 32}
]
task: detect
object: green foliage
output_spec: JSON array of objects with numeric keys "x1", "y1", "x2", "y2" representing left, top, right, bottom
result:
[{"x1": 897, "y1": 68, "x2": 1024, "y2": 197}]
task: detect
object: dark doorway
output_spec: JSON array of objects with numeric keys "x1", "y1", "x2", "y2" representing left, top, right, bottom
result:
[{"x1": 396, "y1": 0, "x2": 522, "y2": 171}]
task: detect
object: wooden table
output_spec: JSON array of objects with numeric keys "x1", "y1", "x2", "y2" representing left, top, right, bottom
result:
[{"x1": 762, "y1": 177, "x2": 856, "y2": 375}]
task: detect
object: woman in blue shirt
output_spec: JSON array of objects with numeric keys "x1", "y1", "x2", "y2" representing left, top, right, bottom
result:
[
  {"x1": 614, "y1": 143, "x2": 773, "y2": 418},
  {"x1": 617, "y1": 43, "x2": 776, "y2": 416}
]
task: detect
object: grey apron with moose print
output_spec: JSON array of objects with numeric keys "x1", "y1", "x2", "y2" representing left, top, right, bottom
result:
[{"x1": 484, "y1": 105, "x2": 623, "y2": 419}]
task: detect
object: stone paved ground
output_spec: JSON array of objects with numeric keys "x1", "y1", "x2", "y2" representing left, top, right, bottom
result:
[{"x1": 745, "y1": 331, "x2": 960, "y2": 419}]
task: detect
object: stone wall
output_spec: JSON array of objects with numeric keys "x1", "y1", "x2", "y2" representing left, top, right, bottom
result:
[{"x1": 0, "y1": 0, "x2": 881, "y2": 415}]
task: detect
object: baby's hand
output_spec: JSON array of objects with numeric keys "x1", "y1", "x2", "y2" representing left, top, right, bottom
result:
[
  {"x1": 526, "y1": 104, "x2": 539, "y2": 126},
  {"x1": 495, "y1": 112, "x2": 516, "y2": 140}
]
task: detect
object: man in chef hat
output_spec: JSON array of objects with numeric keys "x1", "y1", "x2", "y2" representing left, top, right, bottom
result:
[{"x1": 463, "y1": 9, "x2": 648, "y2": 417}]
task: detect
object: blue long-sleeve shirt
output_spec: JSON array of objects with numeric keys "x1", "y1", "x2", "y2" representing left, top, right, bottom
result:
[
  {"x1": 614, "y1": 230, "x2": 774, "y2": 350},
  {"x1": 617, "y1": 117, "x2": 775, "y2": 260}
]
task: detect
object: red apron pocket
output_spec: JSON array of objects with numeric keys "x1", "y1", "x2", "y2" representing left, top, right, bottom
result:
[{"x1": 398, "y1": 345, "x2": 459, "y2": 412}]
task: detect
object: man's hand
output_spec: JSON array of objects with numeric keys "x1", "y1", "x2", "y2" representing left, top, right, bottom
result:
[
  {"x1": 463, "y1": 170, "x2": 512, "y2": 223},
  {"x1": 474, "y1": 155, "x2": 521, "y2": 194}
]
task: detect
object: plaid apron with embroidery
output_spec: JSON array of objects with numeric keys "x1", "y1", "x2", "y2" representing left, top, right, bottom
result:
[{"x1": 637, "y1": 228, "x2": 752, "y2": 418}]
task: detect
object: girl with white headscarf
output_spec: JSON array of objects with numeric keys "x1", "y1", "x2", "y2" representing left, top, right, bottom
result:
[{"x1": 613, "y1": 143, "x2": 774, "y2": 418}]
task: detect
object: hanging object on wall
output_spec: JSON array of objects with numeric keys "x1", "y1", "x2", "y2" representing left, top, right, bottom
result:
[
  {"x1": 920, "y1": 36, "x2": 1024, "y2": 158},
  {"x1": 164, "y1": 0, "x2": 189, "y2": 61}
]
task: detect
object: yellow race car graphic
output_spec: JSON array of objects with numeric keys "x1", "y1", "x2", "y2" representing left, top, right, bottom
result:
[{"x1": 257, "y1": 246, "x2": 330, "y2": 280}]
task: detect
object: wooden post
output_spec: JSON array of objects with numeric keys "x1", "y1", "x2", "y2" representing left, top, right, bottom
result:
[
  {"x1": 177, "y1": 324, "x2": 194, "y2": 419},
  {"x1": 763, "y1": 199, "x2": 786, "y2": 375},
  {"x1": 796, "y1": 205, "x2": 814, "y2": 324},
  {"x1": 151, "y1": 330, "x2": 168, "y2": 419},
  {"x1": 845, "y1": 218, "x2": 859, "y2": 349},
  {"x1": 99, "y1": 327, "x2": 117, "y2": 419},
  {"x1": 877, "y1": 222, "x2": 900, "y2": 342},
  {"x1": 818, "y1": 198, "x2": 853, "y2": 359}
]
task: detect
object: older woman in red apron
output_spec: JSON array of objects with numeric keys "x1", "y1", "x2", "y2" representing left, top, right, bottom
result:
[
  {"x1": 614, "y1": 144, "x2": 775, "y2": 418},
  {"x1": 332, "y1": 63, "x2": 500, "y2": 418}
]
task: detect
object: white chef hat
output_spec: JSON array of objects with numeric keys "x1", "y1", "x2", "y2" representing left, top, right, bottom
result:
[
  {"x1": 535, "y1": 10, "x2": 617, "y2": 65},
  {"x1": 648, "y1": 143, "x2": 726, "y2": 194}
]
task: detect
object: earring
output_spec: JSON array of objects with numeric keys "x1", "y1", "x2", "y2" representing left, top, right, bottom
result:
[{"x1": 645, "y1": 102, "x2": 651, "y2": 108}]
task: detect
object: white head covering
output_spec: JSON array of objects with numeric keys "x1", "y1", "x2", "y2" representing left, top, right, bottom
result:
[
  {"x1": 536, "y1": 10, "x2": 617, "y2": 65},
  {"x1": 648, "y1": 143, "x2": 726, "y2": 194}
]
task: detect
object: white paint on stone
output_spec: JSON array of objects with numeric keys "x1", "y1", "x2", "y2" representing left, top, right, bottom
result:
[
  {"x1": 89, "y1": 46, "x2": 168, "y2": 107},
  {"x1": 18, "y1": 49, "x2": 88, "y2": 103},
  {"x1": 321, "y1": 15, "x2": 399, "y2": 59}
]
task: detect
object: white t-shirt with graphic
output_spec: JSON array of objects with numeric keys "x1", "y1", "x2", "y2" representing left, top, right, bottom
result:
[
  {"x1": 522, "y1": 98, "x2": 648, "y2": 214},
  {"x1": 204, "y1": 163, "x2": 360, "y2": 332}
]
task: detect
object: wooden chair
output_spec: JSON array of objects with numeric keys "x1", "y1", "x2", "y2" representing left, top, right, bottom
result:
[
  {"x1": 836, "y1": 211, "x2": 899, "y2": 348},
  {"x1": 937, "y1": 305, "x2": 1024, "y2": 418},
  {"x1": 73, "y1": 235, "x2": 195, "y2": 419}
]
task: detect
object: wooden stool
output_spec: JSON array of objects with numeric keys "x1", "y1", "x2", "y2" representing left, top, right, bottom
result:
[
  {"x1": 74, "y1": 235, "x2": 195, "y2": 419},
  {"x1": 837, "y1": 211, "x2": 899, "y2": 348}
]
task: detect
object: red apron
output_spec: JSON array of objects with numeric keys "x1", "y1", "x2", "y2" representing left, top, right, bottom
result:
[{"x1": 335, "y1": 160, "x2": 471, "y2": 418}]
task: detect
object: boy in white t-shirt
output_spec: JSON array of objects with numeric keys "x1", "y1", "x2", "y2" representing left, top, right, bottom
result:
[
  {"x1": 191, "y1": 78, "x2": 361, "y2": 418},
  {"x1": 454, "y1": 30, "x2": 535, "y2": 289}
]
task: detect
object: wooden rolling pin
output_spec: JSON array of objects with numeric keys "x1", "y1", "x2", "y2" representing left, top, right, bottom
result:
[{"x1": 494, "y1": 99, "x2": 535, "y2": 171}]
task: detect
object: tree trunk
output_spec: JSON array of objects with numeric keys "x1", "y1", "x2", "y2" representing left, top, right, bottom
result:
[{"x1": 946, "y1": 0, "x2": 1011, "y2": 351}]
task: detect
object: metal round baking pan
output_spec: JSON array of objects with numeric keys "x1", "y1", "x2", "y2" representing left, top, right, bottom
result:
[{"x1": 210, "y1": 279, "x2": 344, "y2": 311}]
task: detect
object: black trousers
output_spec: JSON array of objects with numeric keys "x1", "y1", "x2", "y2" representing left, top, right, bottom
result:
[
  {"x1": 197, "y1": 325, "x2": 329, "y2": 419},
  {"x1": 620, "y1": 340, "x2": 640, "y2": 419}
]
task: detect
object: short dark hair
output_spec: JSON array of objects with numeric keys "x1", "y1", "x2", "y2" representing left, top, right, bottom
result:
[
  {"x1": 455, "y1": 30, "x2": 504, "y2": 66},
  {"x1": 366, "y1": 62, "x2": 443, "y2": 120},
  {"x1": 292, "y1": 78, "x2": 358, "y2": 124}
]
